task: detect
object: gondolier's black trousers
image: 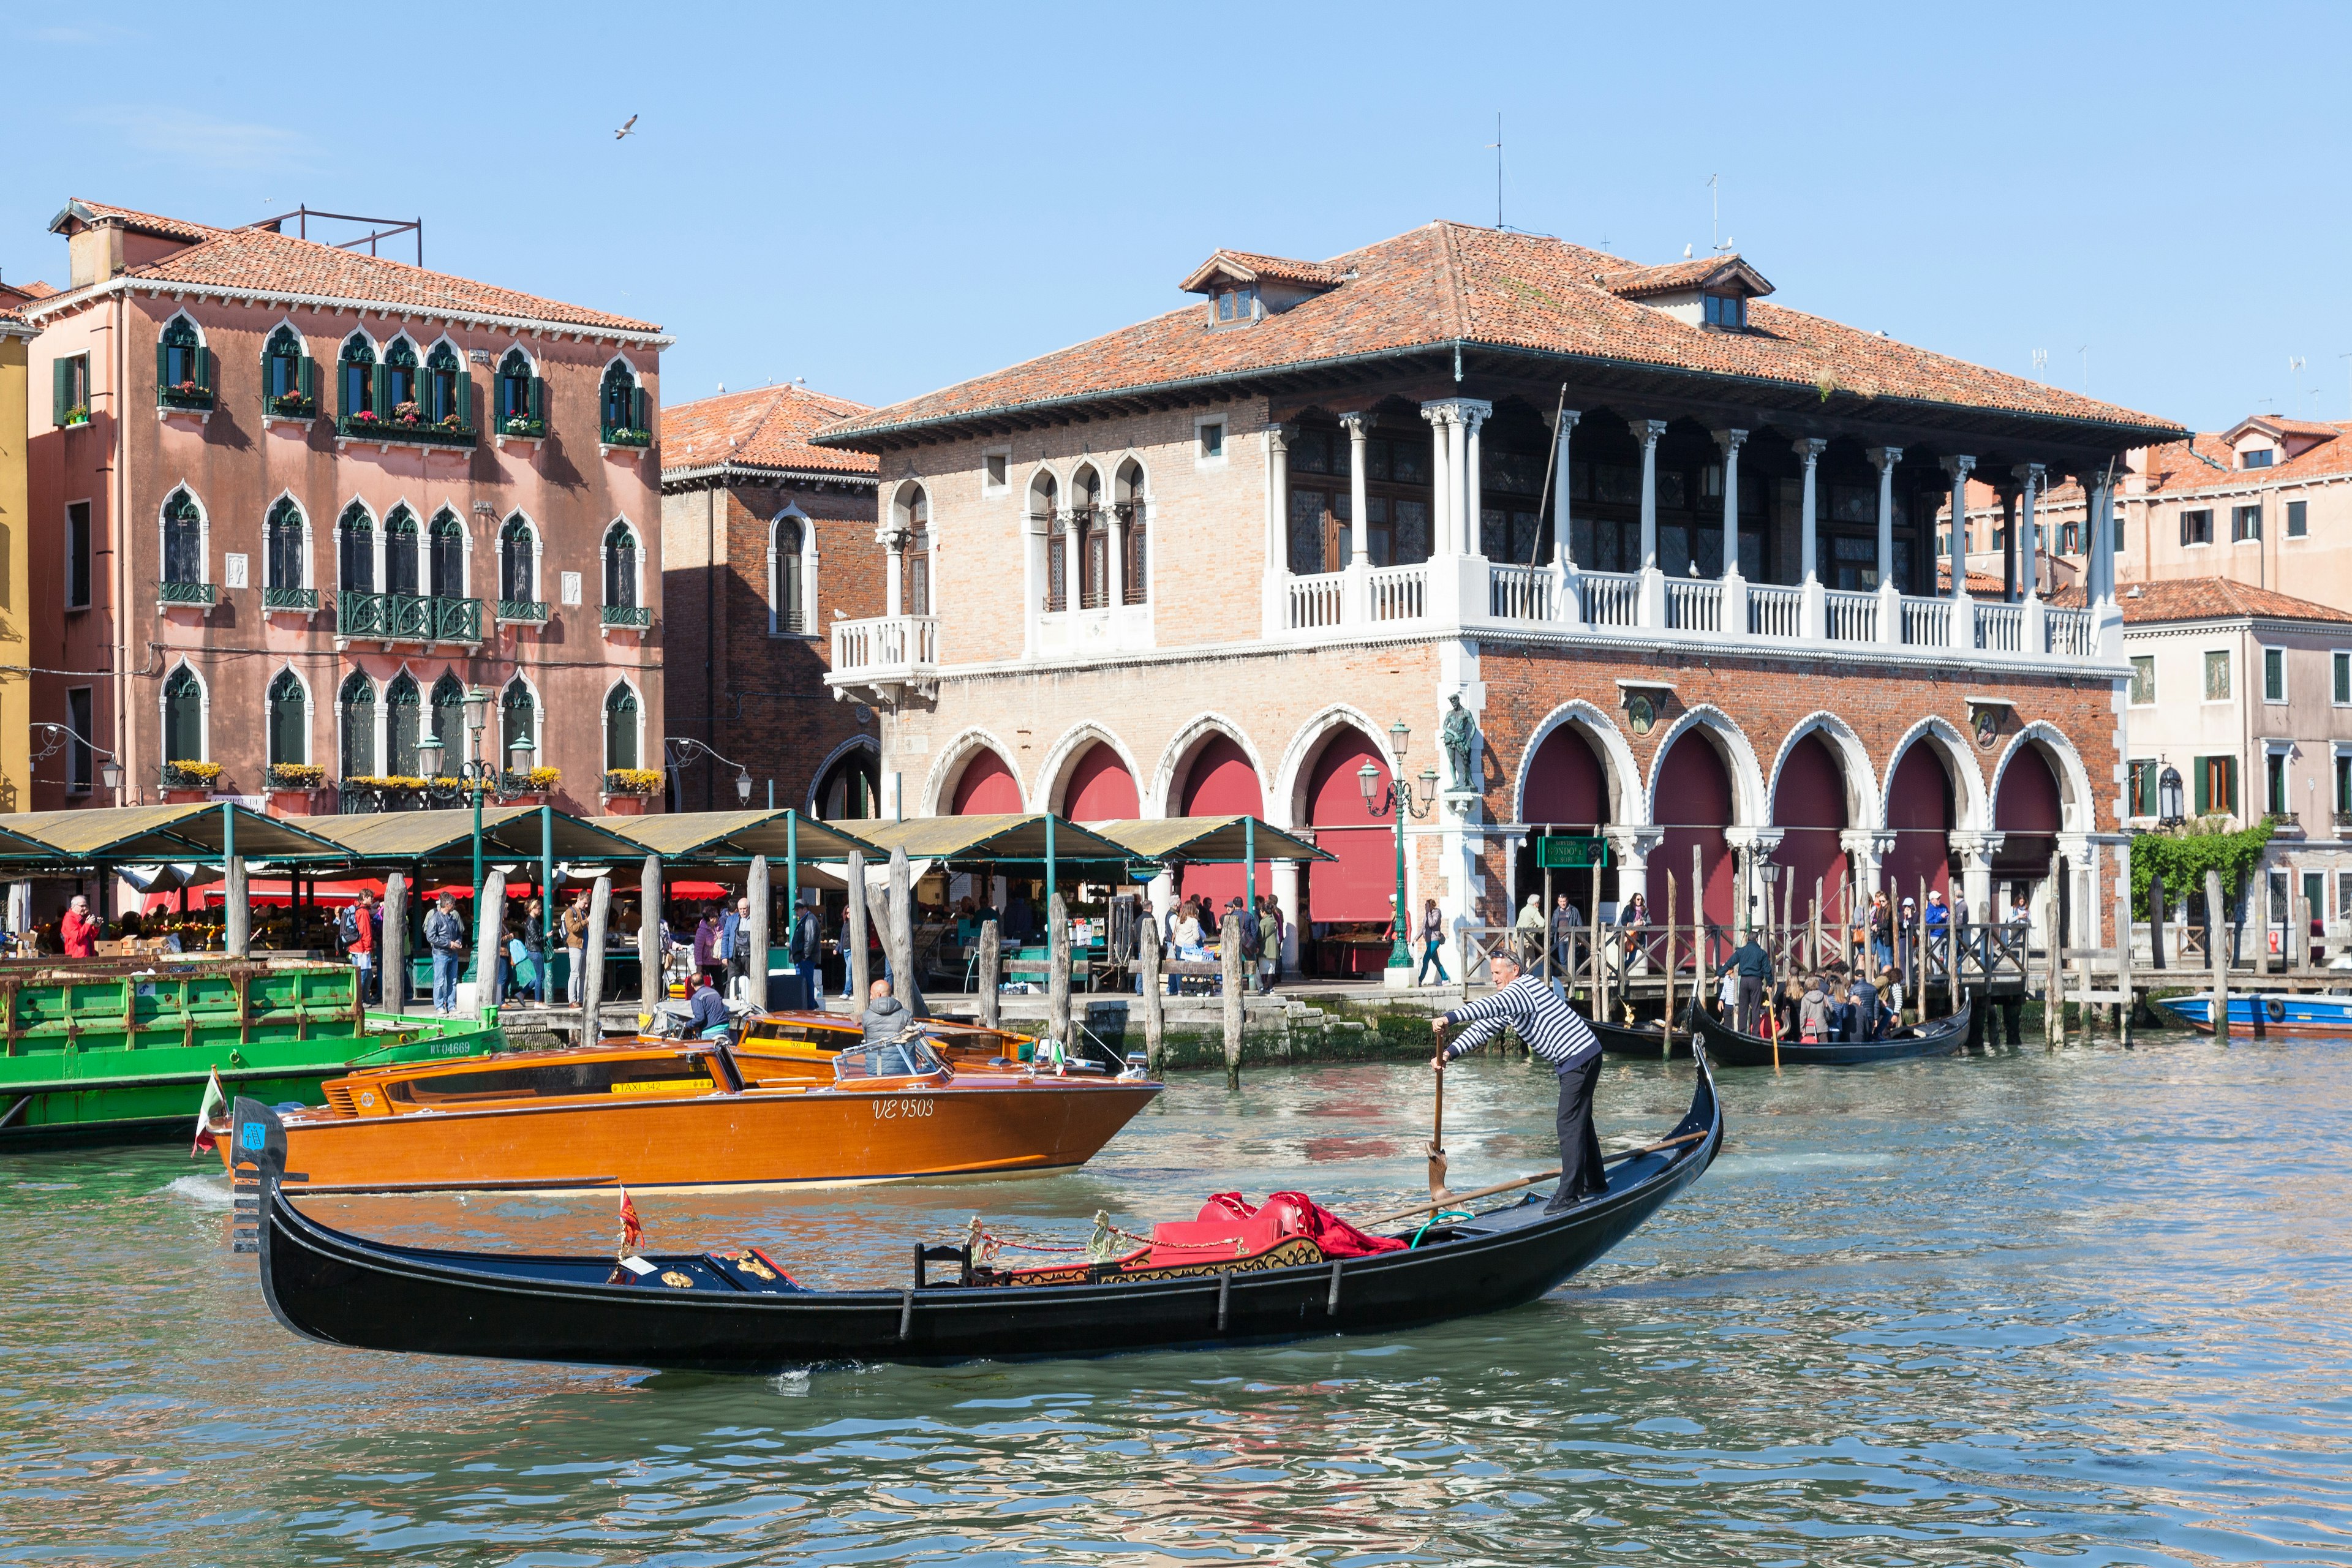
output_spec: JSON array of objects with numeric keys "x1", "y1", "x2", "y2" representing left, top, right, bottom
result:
[{"x1": 1550, "y1": 1053, "x2": 1607, "y2": 1208}]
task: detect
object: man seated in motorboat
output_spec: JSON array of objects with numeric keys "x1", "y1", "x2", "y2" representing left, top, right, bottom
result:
[
  {"x1": 859, "y1": 978, "x2": 911, "y2": 1046},
  {"x1": 686, "y1": 973, "x2": 731, "y2": 1036}
]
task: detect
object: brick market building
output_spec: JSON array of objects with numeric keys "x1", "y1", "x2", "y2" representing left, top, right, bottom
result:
[
  {"x1": 813, "y1": 224, "x2": 2184, "y2": 977},
  {"x1": 659, "y1": 383, "x2": 881, "y2": 816},
  {"x1": 20, "y1": 199, "x2": 668, "y2": 815}
]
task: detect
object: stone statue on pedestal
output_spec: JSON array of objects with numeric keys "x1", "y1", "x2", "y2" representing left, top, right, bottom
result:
[{"x1": 1441, "y1": 694, "x2": 1478, "y2": 793}]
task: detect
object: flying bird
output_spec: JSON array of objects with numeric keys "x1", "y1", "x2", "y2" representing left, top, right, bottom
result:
[{"x1": 614, "y1": 115, "x2": 638, "y2": 140}]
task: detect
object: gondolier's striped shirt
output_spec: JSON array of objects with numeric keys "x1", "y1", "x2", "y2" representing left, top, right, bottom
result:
[{"x1": 1441, "y1": 976, "x2": 1600, "y2": 1071}]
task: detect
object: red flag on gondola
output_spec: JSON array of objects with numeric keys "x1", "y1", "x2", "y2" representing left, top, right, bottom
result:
[{"x1": 617, "y1": 1185, "x2": 643, "y2": 1256}]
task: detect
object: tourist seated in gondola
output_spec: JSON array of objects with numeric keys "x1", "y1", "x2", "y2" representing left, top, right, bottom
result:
[{"x1": 1798, "y1": 975, "x2": 1831, "y2": 1044}]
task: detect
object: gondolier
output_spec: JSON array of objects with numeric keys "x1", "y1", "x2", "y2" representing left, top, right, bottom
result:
[{"x1": 1430, "y1": 948, "x2": 1605, "y2": 1212}]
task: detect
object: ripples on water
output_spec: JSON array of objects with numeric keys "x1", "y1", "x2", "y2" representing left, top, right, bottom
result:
[{"x1": 2, "y1": 1038, "x2": 2348, "y2": 1566}]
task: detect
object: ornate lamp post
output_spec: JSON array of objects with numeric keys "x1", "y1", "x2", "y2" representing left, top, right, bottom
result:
[
  {"x1": 1359, "y1": 718, "x2": 1441, "y2": 971},
  {"x1": 417, "y1": 686, "x2": 532, "y2": 907}
]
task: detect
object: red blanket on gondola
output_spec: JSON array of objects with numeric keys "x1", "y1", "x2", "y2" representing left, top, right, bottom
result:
[{"x1": 1145, "y1": 1191, "x2": 1406, "y2": 1267}]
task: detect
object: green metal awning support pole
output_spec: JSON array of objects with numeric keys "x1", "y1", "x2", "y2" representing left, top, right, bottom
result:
[
  {"x1": 1045, "y1": 814, "x2": 1057, "y2": 903},
  {"x1": 785, "y1": 810, "x2": 799, "y2": 971},
  {"x1": 470, "y1": 783, "x2": 484, "y2": 914},
  {"x1": 540, "y1": 804, "x2": 554, "y2": 960},
  {"x1": 1246, "y1": 816, "x2": 1256, "y2": 907}
]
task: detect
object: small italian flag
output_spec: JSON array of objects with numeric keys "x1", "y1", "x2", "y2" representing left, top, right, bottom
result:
[{"x1": 191, "y1": 1068, "x2": 226, "y2": 1155}]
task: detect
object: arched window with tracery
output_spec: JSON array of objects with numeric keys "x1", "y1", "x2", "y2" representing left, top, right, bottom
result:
[
  {"x1": 495, "y1": 349, "x2": 542, "y2": 436},
  {"x1": 267, "y1": 671, "x2": 306, "y2": 767},
  {"x1": 604, "y1": 682, "x2": 639, "y2": 771},
  {"x1": 265, "y1": 497, "x2": 305, "y2": 602},
  {"x1": 162, "y1": 665, "x2": 204, "y2": 766},
  {"x1": 600, "y1": 360, "x2": 647, "y2": 442},
  {"x1": 383, "y1": 337, "x2": 420, "y2": 415},
  {"x1": 384, "y1": 506, "x2": 420, "y2": 597},
  {"x1": 157, "y1": 315, "x2": 209, "y2": 403},
  {"x1": 339, "y1": 503, "x2": 374, "y2": 592},
  {"x1": 160, "y1": 489, "x2": 203, "y2": 588},
  {"x1": 499, "y1": 516, "x2": 535, "y2": 606},
  {"x1": 339, "y1": 672, "x2": 375, "y2": 778},
  {"x1": 428, "y1": 509, "x2": 465, "y2": 599},
  {"x1": 603, "y1": 521, "x2": 638, "y2": 609},
  {"x1": 263, "y1": 325, "x2": 313, "y2": 415},
  {"x1": 1117, "y1": 460, "x2": 1148, "y2": 605}
]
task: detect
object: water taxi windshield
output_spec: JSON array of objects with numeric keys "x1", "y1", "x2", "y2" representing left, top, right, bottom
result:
[{"x1": 834, "y1": 1036, "x2": 951, "y2": 1082}]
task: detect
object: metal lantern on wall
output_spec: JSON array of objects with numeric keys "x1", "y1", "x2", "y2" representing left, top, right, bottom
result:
[{"x1": 2158, "y1": 761, "x2": 2185, "y2": 827}]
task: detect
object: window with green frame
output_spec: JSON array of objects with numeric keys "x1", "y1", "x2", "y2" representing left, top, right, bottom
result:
[
  {"x1": 339, "y1": 334, "x2": 376, "y2": 420},
  {"x1": 599, "y1": 359, "x2": 647, "y2": 439},
  {"x1": 339, "y1": 671, "x2": 376, "y2": 778},
  {"x1": 604, "y1": 682, "x2": 639, "y2": 771},
  {"x1": 430, "y1": 674, "x2": 466, "y2": 773},
  {"x1": 156, "y1": 314, "x2": 212, "y2": 401},
  {"x1": 162, "y1": 665, "x2": 204, "y2": 766},
  {"x1": 262, "y1": 326, "x2": 315, "y2": 415},
  {"x1": 265, "y1": 497, "x2": 304, "y2": 592},
  {"x1": 385, "y1": 673, "x2": 421, "y2": 778},
  {"x1": 2193, "y1": 754, "x2": 2237, "y2": 816},
  {"x1": 383, "y1": 505, "x2": 420, "y2": 597},
  {"x1": 2337, "y1": 752, "x2": 2352, "y2": 817},
  {"x1": 2204, "y1": 649, "x2": 2231, "y2": 701},
  {"x1": 422, "y1": 342, "x2": 470, "y2": 428},
  {"x1": 51, "y1": 353, "x2": 90, "y2": 425},
  {"x1": 2264, "y1": 646, "x2": 2285, "y2": 703},
  {"x1": 2128, "y1": 655, "x2": 2155, "y2": 705},
  {"x1": 2335, "y1": 650, "x2": 2350, "y2": 706},
  {"x1": 383, "y1": 337, "x2": 420, "y2": 415},
  {"x1": 2128, "y1": 758, "x2": 2159, "y2": 817},
  {"x1": 267, "y1": 669, "x2": 306, "y2": 767},
  {"x1": 2267, "y1": 750, "x2": 2288, "y2": 815},
  {"x1": 495, "y1": 349, "x2": 544, "y2": 436}
]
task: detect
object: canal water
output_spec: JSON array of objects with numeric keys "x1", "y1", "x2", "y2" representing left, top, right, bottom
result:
[{"x1": 3, "y1": 1037, "x2": 2348, "y2": 1566}]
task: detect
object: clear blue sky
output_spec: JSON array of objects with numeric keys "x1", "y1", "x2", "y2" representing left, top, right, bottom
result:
[{"x1": 6, "y1": 2, "x2": 2348, "y2": 437}]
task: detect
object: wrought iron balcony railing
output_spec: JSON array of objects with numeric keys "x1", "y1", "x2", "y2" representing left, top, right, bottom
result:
[
  {"x1": 497, "y1": 599, "x2": 549, "y2": 624},
  {"x1": 335, "y1": 591, "x2": 483, "y2": 644},
  {"x1": 158, "y1": 580, "x2": 215, "y2": 606},
  {"x1": 600, "y1": 603, "x2": 652, "y2": 628},
  {"x1": 262, "y1": 584, "x2": 318, "y2": 611},
  {"x1": 336, "y1": 413, "x2": 478, "y2": 448}
]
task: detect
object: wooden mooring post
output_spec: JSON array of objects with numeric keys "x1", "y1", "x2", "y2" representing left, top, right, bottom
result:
[
  {"x1": 2206, "y1": 867, "x2": 2230, "y2": 1042},
  {"x1": 1219, "y1": 911, "x2": 1244, "y2": 1088},
  {"x1": 977, "y1": 918, "x2": 1001, "y2": 1030},
  {"x1": 1139, "y1": 922, "x2": 1164, "y2": 1076}
]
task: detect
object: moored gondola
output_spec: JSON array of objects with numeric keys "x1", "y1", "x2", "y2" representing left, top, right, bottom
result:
[
  {"x1": 1592, "y1": 1014, "x2": 1693, "y2": 1059},
  {"x1": 1691, "y1": 997, "x2": 1971, "y2": 1066},
  {"x1": 234, "y1": 1054, "x2": 1723, "y2": 1373}
]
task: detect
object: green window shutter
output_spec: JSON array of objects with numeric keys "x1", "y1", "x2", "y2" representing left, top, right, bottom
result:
[
  {"x1": 528, "y1": 375, "x2": 545, "y2": 426},
  {"x1": 51, "y1": 356, "x2": 68, "y2": 424},
  {"x1": 156, "y1": 337, "x2": 169, "y2": 393},
  {"x1": 300, "y1": 355, "x2": 316, "y2": 406},
  {"x1": 632, "y1": 386, "x2": 647, "y2": 433},
  {"x1": 201, "y1": 345, "x2": 216, "y2": 392},
  {"x1": 2223, "y1": 756, "x2": 2238, "y2": 815},
  {"x1": 459, "y1": 371, "x2": 474, "y2": 429},
  {"x1": 2195, "y1": 759, "x2": 2209, "y2": 816},
  {"x1": 373, "y1": 363, "x2": 390, "y2": 413}
]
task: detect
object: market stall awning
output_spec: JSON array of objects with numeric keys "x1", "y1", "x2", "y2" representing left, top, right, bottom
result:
[
  {"x1": 296, "y1": 807, "x2": 648, "y2": 865},
  {"x1": 0, "y1": 803, "x2": 347, "y2": 862},
  {"x1": 854, "y1": 813, "x2": 1132, "y2": 865},
  {"x1": 584, "y1": 809, "x2": 880, "y2": 863},
  {"x1": 1093, "y1": 816, "x2": 1332, "y2": 864}
]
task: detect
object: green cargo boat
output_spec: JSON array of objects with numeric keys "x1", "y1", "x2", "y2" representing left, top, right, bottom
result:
[{"x1": 0, "y1": 956, "x2": 503, "y2": 1144}]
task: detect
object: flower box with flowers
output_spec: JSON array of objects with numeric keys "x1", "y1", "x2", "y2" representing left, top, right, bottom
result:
[
  {"x1": 337, "y1": 409, "x2": 477, "y2": 448},
  {"x1": 266, "y1": 763, "x2": 325, "y2": 791},
  {"x1": 157, "y1": 380, "x2": 214, "y2": 410},
  {"x1": 603, "y1": 768, "x2": 663, "y2": 797},
  {"x1": 269, "y1": 391, "x2": 316, "y2": 418},
  {"x1": 600, "y1": 424, "x2": 652, "y2": 449},
  {"x1": 62, "y1": 404, "x2": 89, "y2": 428},
  {"x1": 500, "y1": 415, "x2": 546, "y2": 440}
]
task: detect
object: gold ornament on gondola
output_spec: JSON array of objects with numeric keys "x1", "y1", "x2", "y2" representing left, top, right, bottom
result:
[{"x1": 660, "y1": 1270, "x2": 694, "y2": 1289}]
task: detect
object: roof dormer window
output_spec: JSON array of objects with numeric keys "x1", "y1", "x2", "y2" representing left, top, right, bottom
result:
[
  {"x1": 1702, "y1": 293, "x2": 1747, "y2": 330},
  {"x1": 2242, "y1": 448, "x2": 2274, "y2": 470},
  {"x1": 1215, "y1": 285, "x2": 1257, "y2": 325}
]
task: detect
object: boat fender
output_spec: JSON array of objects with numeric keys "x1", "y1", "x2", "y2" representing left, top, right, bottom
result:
[
  {"x1": 897, "y1": 1287, "x2": 913, "y2": 1342},
  {"x1": 1326, "y1": 1259, "x2": 1343, "y2": 1317},
  {"x1": 2266, "y1": 998, "x2": 2286, "y2": 1022},
  {"x1": 1216, "y1": 1272, "x2": 1230, "y2": 1333}
]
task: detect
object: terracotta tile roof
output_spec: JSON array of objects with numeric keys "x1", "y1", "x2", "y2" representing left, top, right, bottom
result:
[
  {"x1": 2231, "y1": 414, "x2": 2339, "y2": 440},
  {"x1": 2133, "y1": 423, "x2": 2352, "y2": 499},
  {"x1": 51, "y1": 198, "x2": 223, "y2": 244},
  {"x1": 820, "y1": 221, "x2": 2180, "y2": 447},
  {"x1": 1937, "y1": 565, "x2": 2011, "y2": 594},
  {"x1": 0, "y1": 279, "x2": 58, "y2": 304},
  {"x1": 1178, "y1": 249, "x2": 1351, "y2": 292},
  {"x1": 29, "y1": 205, "x2": 659, "y2": 336},
  {"x1": 662, "y1": 383, "x2": 880, "y2": 478},
  {"x1": 2112, "y1": 576, "x2": 2352, "y2": 625}
]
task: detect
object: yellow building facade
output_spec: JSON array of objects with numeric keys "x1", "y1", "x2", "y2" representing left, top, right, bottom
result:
[{"x1": 0, "y1": 309, "x2": 31, "y2": 809}]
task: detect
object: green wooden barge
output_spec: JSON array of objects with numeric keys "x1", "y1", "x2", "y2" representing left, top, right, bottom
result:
[{"x1": 0, "y1": 956, "x2": 502, "y2": 1144}]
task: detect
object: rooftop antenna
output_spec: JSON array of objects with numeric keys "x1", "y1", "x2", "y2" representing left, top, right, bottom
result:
[
  {"x1": 1488, "y1": 112, "x2": 1504, "y2": 228},
  {"x1": 2032, "y1": 348, "x2": 2048, "y2": 381},
  {"x1": 2078, "y1": 344, "x2": 2090, "y2": 392},
  {"x1": 2290, "y1": 354, "x2": 2309, "y2": 412}
]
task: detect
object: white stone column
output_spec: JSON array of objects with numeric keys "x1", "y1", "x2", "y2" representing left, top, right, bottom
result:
[
  {"x1": 2086, "y1": 466, "x2": 2115, "y2": 603},
  {"x1": 1463, "y1": 404, "x2": 1489, "y2": 557},
  {"x1": 1272, "y1": 859, "x2": 1303, "y2": 978},
  {"x1": 1263, "y1": 424, "x2": 1291, "y2": 635},
  {"x1": 1439, "y1": 409, "x2": 1458, "y2": 554},
  {"x1": 1869, "y1": 445, "x2": 1904, "y2": 645},
  {"x1": 1842, "y1": 829, "x2": 1897, "y2": 899},
  {"x1": 1633, "y1": 418, "x2": 1667, "y2": 628},
  {"x1": 1607, "y1": 827, "x2": 1664, "y2": 912},
  {"x1": 881, "y1": 527, "x2": 905, "y2": 617},
  {"x1": 2014, "y1": 463, "x2": 2045, "y2": 600},
  {"x1": 1423, "y1": 404, "x2": 1453, "y2": 555},
  {"x1": 1714, "y1": 428, "x2": 1746, "y2": 579},
  {"x1": 1106, "y1": 504, "x2": 1126, "y2": 612},
  {"x1": 1793, "y1": 437, "x2": 1827, "y2": 641},
  {"x1": 1953, "y1": 831, "x2": 2005, "y2": 927},
  {"x1": 1941, "y1": 455, "x2": 1975, "y2": 600},
  {"x1": 1551, "y1": 410, "x2": 1581, "y2": 567},
  {"x1": 1340, "y1": 411, "x2": 1371, "y2": 567},
  {"x1": 1062, "y1": 508, "x2": 1084, "y2": 608}
]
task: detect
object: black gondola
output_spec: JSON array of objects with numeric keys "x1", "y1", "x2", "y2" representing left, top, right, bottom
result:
[
  {"x1": 1690, "y1": 996, "x2": 1972, "y2": 1067},
  {"x1": 1592, "y1": 1014, "x2": 1693, "y2": 1059},
  {"x1": 233, "y1": 1057, "x2": 1723, "y2": 1373}
]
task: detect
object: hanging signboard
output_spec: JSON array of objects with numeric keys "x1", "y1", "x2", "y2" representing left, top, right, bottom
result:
[{"x1": 1537, "y1": 835, "x2": 1608, "y2": 869}]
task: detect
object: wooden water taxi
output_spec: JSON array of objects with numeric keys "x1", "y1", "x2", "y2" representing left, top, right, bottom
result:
[{"x1": 205, "y1": 1014, "x2": 1159, "y2": 1194}]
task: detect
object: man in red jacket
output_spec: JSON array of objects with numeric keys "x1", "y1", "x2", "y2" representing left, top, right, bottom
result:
[{"x1": 60, "y1": 895, "x2": 98, "y2": 958}]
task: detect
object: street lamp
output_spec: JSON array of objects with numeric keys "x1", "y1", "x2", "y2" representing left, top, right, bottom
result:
[
  {"x1": 1360, "y1": 728, "x2": 1441, "y2": 972},
  {"x1": 663, "y1": 736, "x2": 758, "y2": 812},
  {"x1": 735, "y1": 768, "x2": 755, "y2": 805},
  {"x1": 2158, "y1": 760, "x2": 2185, "y2": 828},
  {"x1": 99, "y1": 758, "x2": 124, "y2": 796}
]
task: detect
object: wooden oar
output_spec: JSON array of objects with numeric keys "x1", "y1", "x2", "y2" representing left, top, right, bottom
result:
[
  {"x1": 1364, "y1": 1129, "x2": 1709, "y2": 1229},
  {"x1": 1427, "y1": 1067, "x2": 1451, "y2": 1201}
]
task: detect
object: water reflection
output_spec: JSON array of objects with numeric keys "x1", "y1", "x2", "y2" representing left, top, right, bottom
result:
[{"x1": 1, "y1": 1041, "x2": 2348, "y2": 1564}]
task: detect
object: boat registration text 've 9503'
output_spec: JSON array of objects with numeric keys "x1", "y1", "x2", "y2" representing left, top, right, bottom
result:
[{"x1": 875, "y1": 1096, "x2": 935, "y2": 1120}]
